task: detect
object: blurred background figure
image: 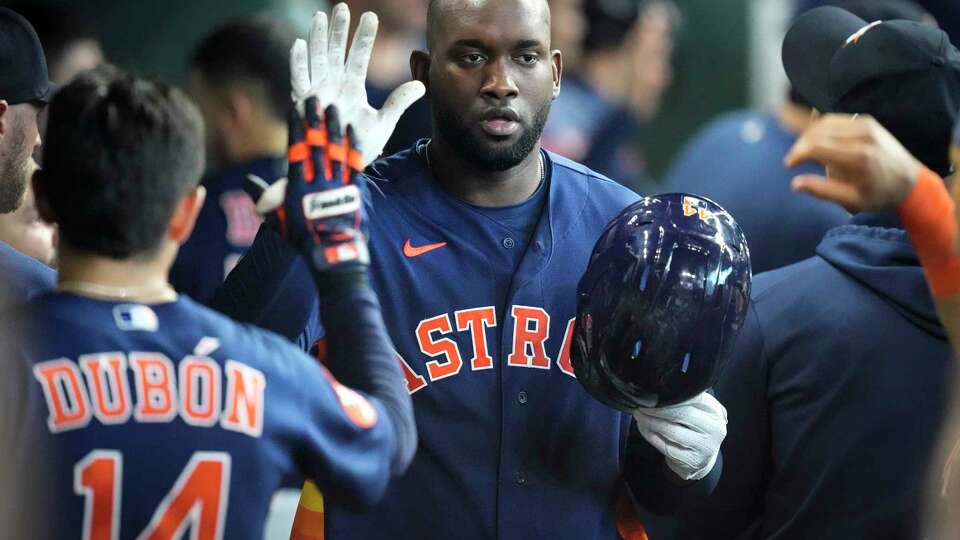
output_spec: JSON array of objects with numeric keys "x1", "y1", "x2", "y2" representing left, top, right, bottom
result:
[
  {"x1": 347, "y1": 0, "x2": 433, "y2": 156},
  {"x1": 169, "y1": 18, "x2": 293, "y2": 304},
  {"x1": 542, "y1": 0, "x2": 680, "y2": 193},
  {"x1": 549, "y1": 0, "x2": 587, "y2": 74},
  {"x1": 661, "y1": 1, "x2": 930, "y2": 274}
]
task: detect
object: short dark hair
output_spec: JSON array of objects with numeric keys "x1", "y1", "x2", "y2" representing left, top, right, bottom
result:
[
  {"x1": 191, "y1": 18, "x2": 294, "y2": 121},
  {"x1": 40, "y1": 65, "x2": 205, "y2": 259}
]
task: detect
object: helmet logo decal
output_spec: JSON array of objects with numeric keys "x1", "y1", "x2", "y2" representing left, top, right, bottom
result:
[{"x1": 682, "y1": 196, "x2": 715, "y2": 222}]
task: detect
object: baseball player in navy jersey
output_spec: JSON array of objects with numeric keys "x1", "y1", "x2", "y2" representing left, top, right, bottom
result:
[
  {"x1": 0, "y1": 8, "x2": 56, "y2": 308},
  {"x1": 219, "y1": 1, "x2": 728, "y2": 538},
  {"x1": 0, "y1": 64, "x2": 415, "y2": 539}
]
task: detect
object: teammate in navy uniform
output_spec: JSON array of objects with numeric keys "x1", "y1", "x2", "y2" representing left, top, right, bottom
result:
[
  {"x1": 218, "y1": 2, "x2": 729, "y2": 538},
  {"x1": 0, "y1": 8, "x2": 56, "y2": 307},
  {"x1": 0, "y1": 65, "x2": 415, "y2": 539},
  {"x1": 170, "y1": 19, "x2": 294, "y2": 304},
  {"x1": 642, "y1": 8, "x2": 959, "y2": 539}
]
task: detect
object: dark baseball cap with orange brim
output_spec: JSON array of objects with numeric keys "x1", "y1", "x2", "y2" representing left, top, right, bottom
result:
[{"x1": 783, "y1": 6, "x2": 960, "y2": 175}]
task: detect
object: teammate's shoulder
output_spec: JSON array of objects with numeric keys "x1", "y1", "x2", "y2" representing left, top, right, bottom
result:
[
  {"x1": 690, "y1": 110, "x2": 781, "y2": 146},
  {"x1": 547, "y1": 150, "x2": 640, "y2": 205},
  {"x1": 179, "y1": 296, "x2": 297, "y2": 350},
  {"x1": 0, "y1": 241, "x2": 55, "y2": 307},
  {"x1": 363, "y1": 142, "x2": 429, "y2": 190},
  {"x1": 748, "y1": 255, "x2": 843, "y2": 314}
]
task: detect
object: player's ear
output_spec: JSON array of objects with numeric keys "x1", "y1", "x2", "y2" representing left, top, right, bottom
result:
[
  {"x1": 168, "y1": 186, "x2": 207, "y2": 244},
  {"x1": 32, "y1": 169, "x2": 56, "y2": 225},
  {"x1": 410, "y1": 50, "x2": 431, "y2": 91},
  {"x1": 551, "y1": 50, "x2": 563, "y2": 100},
  {"x1": 0, "y1": 100, "x2": 8, "y2": 137}
]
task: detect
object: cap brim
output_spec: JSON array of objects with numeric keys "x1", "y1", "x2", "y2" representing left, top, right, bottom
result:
[
  {"x1": 783, "y1": 6, "x2": 870, "y2": 112},
  {"x1": 34, "y1": 81, "x2": 57, "y2": 104}
]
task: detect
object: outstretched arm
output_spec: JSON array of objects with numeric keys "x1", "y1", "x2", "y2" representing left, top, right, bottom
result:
[
  {"x1": 786, "y1": 113, "x2": 960, "y2": 347},
  {"x1": 256, "y1": 4, "x2": 425, "y2": 535}
]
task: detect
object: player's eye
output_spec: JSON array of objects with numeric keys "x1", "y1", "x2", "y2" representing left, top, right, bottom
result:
[
  {"x1": 516, "y1": 53, "x2": 539, "y2": 65},
  {"x1": 462, "y1": 53, "x2": 486, "y2": 65}
]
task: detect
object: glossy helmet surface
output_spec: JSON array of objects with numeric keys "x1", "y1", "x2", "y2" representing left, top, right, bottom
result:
[{"x1": 571, "y1": 193, "x2": 752, "y2": 410}]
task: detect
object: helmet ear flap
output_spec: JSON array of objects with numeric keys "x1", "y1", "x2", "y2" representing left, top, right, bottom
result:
[{"x1": 573, "y1": 193, "x2": 752, "y2": 411}]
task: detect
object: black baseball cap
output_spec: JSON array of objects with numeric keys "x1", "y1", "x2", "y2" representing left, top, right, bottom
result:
[
  {"x1": 783, "y1": 6, "x2": 960, "y2": 176},
  {"x1": 793, "y1": 0, "x2": 933, "y2": 25},
  {"x1": 0, "y1": 7, "x2": 56, "y2": 105}
]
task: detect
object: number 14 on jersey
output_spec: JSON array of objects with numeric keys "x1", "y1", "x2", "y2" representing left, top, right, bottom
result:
[{"x1": 74, "y1": 450, "x2": 230, "y2": 540}]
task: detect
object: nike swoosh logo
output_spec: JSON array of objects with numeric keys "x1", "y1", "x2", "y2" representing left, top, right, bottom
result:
[{"x1": 403, "y1": 239, "x2": 447, "y2": 258}]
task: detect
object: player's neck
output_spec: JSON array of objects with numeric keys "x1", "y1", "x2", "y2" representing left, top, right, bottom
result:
[
  {"x1": 230, "y1": 120, "x2": 288, "y2": 163},
  {"x1": 56, "y1": 244, "x2": 177, "y2": 303},
  {"x1": 426, "y1": 138, "x2": 544, "y2": 207}
]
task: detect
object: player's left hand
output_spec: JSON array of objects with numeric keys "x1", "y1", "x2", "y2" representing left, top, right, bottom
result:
[
  {"x1": 632, "y1": 392, "x2": 727, "y2": 481},
  {"x1": 248, "y1": 96, "x2": 368, "y2": 273},
  {"x1": 290, "y1": 4, "x2": 425, "y2": 168}
]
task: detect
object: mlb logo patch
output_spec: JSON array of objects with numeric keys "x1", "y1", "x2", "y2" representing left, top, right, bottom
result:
[{"x1": 113, "y1": 304, "x2": 159, "y2": 332}]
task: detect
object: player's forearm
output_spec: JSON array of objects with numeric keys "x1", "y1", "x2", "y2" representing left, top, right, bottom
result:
[
  {"x1": 210, "y1": 224, "x2": 318, "y2": 342},
  {"x1": 897, "y1": 168, "x2": 960, "y2": 347},
  {"x1": 316, "y1": 277, "x2": 417, "y2": 474}
]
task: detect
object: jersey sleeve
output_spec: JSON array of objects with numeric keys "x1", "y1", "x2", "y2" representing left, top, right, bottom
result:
[
  {"x1": 267, "y1": 286, "x2": 415, "y2": 508},
  {"x1": 210, "y1": 224, "x2": 320, "y2": 345},
  {"x1": 638, "y1": 301, "x2": 767, "y2": 537},
  {"x1": 273, "y1": 337, "x2": 397, "y2": 509},
  {"x1": 300, "y1": 362, "x2": 398, "y2": 508}
]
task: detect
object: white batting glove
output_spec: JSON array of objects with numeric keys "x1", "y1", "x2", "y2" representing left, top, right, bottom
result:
[
  {"x1": 290, "y1": 3, "x2": 426, "y2": 168},
  {"x1": 632, "y1": 392, "x2": 728, "y2": 481}
]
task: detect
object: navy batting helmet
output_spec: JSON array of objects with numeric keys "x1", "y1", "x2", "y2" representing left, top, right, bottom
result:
[{"x1": 571, "y1": 193, "x2": 751, "y2": 411}]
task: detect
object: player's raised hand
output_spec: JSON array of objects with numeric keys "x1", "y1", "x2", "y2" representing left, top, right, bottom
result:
[
  {"x1": 785, "y1": 113, "x2": 922, "y2": 213},
  {"x1": 251, "y1": 96, "x2": 369, "y2": 273},
  {"x1": 290, "y1": 3, "x2": 425, "y2": 168}
]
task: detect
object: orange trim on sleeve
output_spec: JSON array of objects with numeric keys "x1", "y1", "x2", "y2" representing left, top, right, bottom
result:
[{"x1": 897, "y1": 166, "x2": 960, "y2": 297}]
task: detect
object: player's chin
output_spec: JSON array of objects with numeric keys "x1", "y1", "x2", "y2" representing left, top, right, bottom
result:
[{"x1": 473, "y1": 127, "x2": 524, "y2": 147}]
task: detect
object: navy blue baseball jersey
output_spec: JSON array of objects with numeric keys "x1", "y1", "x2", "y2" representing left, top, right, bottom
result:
[
  {"x1": 0, "y1": 238, "x2": 54, "y2": 308},
  {"x1": 3, "y1": 291, "x2": 396, "y2": 540},
  {"x1": 217, "y1": 141, "x2": 723, "y2": 539},
  {"x1": 170, "y1": 157, "x2": 282, "y2": 304}
]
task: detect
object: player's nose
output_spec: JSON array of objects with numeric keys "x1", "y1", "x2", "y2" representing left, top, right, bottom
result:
[{"x1": 480, "y1": 58, "x2": 519, "y2": 101}]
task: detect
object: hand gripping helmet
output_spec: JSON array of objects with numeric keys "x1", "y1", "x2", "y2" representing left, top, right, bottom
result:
[{"x1": 571, "y1": 193, "x2": 751, "y2": 411}]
